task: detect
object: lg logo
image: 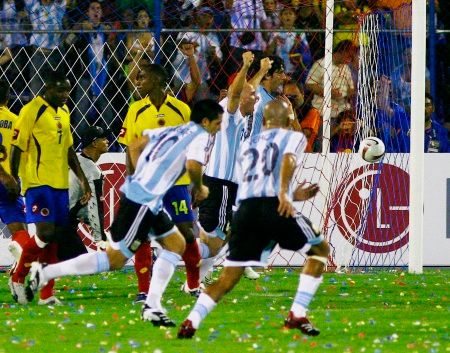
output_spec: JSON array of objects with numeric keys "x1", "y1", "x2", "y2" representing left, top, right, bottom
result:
[{"x1": 333, "y1": 164, "x2": 410, "y2": 253}]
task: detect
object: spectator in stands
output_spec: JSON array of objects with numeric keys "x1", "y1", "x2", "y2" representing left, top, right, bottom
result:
[
  {"x1": 262, "y1": 0, "x2": 280, "y2": 41},
  {"x1": 265, "y1": 6, "x2": 312, "y2": 83},
  {"x1": 333, "y1": 0, "x2": 370, "y2": 48},
  {"x1": 330, "y1": 110, "x2": 356, "y2": 152},
  {"x1": 68, "y1": 1, "x2": 118, "y2": 149},
  {"x1": 375, "y1": 75, "x2": 409, "y2": 152},
  {"x1": 25, "y1": 0, "x2": 66, "y2": 97},
  {"x1": 294, "y1": 0, "x2": 324, "y2": 61},
  {"x1": 423, "y1": 94, "x2": 448, "y2": 153},
  {"x1": 173, "y1": 6, "x2": 222, "y2": 101},
  {"x1": 306, "y1": 40, "x2": 355, "y2": 119},
  {"x1": 126, "y1": 7, "x2": 153, "y2": 61},
  {"x1": 226, "y1": 0, "x2": 269, "y2": 64}
]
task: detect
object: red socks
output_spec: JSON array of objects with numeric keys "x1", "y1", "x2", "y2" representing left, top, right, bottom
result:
[
  {"x1": 182, "y1": 241, "x2": 201, "y2": 289},
  {"x1": 38, "y1": 243, "x2": 58, "y2": 300},
  {"x1": 134, "y1": 240, "x2": 152, "y2": 293},
  {"x1": 12, "y1": 236, "x2": 45, "y2": 283},
  {"x1": 11, "y1": 229, "x2": 30, "y2": 248}
]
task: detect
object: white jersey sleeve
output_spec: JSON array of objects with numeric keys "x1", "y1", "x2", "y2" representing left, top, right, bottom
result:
[{"x1": 186, "y1": 132, "x2": 216, "y2": 165}]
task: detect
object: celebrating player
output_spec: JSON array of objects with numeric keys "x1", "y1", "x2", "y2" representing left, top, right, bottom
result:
[
  {"x1": 9, "y1": 71, "x2": 91, "y2": 305},
  {"x1": 178, "y1": 99, "x2": 329, "y2": 338},
  {"x1": 27, "y1": 99, "x2": 223, "y2": 327},
  {"x1": 119, "y1": 62, "x2": 203, "y2": 301}
]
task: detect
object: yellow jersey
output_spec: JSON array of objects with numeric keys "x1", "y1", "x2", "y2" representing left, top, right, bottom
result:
[
  {"x1": 119, "y1": 95, "x2": 191, "y2": 185},
  {"x1": 12, "y1": 96, "x2": 73, "y2": 193},
  {"x1": 0, "y1": 106, "x2": 18, "y2": 175}
]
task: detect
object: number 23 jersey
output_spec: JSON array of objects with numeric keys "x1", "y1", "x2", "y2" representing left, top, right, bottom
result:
[
  {"x1": 12, "y1": 96, "x2": 73, "y2": 192},
  {"x1": 235, "y1": 128, "x2": 306, "y2": 205}
]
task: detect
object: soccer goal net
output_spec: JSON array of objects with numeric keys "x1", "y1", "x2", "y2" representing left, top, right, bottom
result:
[{"x1": 0, "y1": 1, "x2": 413, "y2": 272}]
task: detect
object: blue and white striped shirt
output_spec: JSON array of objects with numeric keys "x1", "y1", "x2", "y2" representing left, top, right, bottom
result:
[
  {"x1": 235, "y1": 128, "x2": 306, "y2": 204},
  {"x1": 247, "y1": 85, "x2": 276, "y2": 140},
  {"x1": 121, "y1": 122, "x2": 215, "y2": 212},
  {"x1": 204, "y1": 98, "x2": 246, "y2": 183}
]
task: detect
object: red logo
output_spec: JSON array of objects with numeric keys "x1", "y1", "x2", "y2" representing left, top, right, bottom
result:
[
  {"x1": 333, "y1": 163, "x2": 409, "y2": 253},
  {"x1": 13, "y1": 129, "x2": 19, "y2": 140},
  {"x1": 98, "y1": 162, "x2": 126, "y2": 230},
  {"x1": 119, "y1": 127, "x2": 126, "y2": 138}
]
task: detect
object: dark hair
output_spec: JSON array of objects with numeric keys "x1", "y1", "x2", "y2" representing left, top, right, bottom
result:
[
  {"x1": 0, "y1": 79, "x2": 10, "y2": 104},
  {"x1": 44, "y1": 70, "x2": 69, "y2": 87},
  {"x1": 141, "y1": 63, "x2": 169, "y2": 87},
  {"x1": 267, "y1": 55, "x2": 285, "y2": 77},
  {"x1": 191, "y1": 99, "x2": 224, "y2": 124},
  {"x1": 425, "y1": 92, "x2": 433, "y2": 104}
]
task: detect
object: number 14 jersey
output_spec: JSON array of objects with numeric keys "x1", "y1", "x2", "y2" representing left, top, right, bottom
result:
[{"x1": 235, "y1": 128, "x2": 306, "y2": 205}]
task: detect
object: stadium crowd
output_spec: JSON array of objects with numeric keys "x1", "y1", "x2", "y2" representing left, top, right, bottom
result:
[{"x1": 0, "y1": 0, "x2": 447, "y2": 152}]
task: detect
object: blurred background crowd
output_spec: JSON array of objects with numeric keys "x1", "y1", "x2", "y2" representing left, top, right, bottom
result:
[{"x1": 0, "y1": 0, "x2": 448, "y2": 152}]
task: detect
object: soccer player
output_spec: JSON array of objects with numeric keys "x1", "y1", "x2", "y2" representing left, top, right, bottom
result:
[
  {"x1": 58, "y1": 125, "x2": 110, "y2": 260},
  {"x1": 245, "y1": 55, "x2": 287, "y2": 140},
  {"x1": 196, "y1": 52, "x2": 272, "y2": 283},
  {"x1": 119, "y1": 63, "x2": 203, "y2": 300},
  {"x1": 178, "y1": 99, "x2": 330, "y2": 339},
  {"x1": 9, "y1": 71, "x2": 91, "y2": 305},
  {"x1": 0, "y1": 79, "x2": 31, "y2": 289},
  {"x1": 28, "y1": 99, "x2": 223, "y2": 327}
]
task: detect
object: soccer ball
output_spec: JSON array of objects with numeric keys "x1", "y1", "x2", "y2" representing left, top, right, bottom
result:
[{"x1": 358, "y1": 137, "x2": 385, "y2": 163}]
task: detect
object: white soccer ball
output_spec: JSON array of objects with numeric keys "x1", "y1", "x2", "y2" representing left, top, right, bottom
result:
[{"x1": 358, "y1": 137, "x2": 386, "y2": 163}]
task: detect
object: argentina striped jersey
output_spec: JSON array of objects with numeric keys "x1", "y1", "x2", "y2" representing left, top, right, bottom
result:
[
  {"x1": 235, "y1": 128, "x2": 307, "y2": 204},
  {"x1": 121, "y1": 122, "x2": 215, "y2": 212},
  {"x1": 204, "y1": 98, "x2": 246, "y2": 182},
  {"x1": 247, "y1": 85, "x2": 276, "y2": 140}
]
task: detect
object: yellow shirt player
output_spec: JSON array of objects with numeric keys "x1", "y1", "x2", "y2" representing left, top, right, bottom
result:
[
  {"x1": 119, "y1": 63, "x2": 202, "y2": 300},
  {"x1": 0, "y1": 80, "x2": 30, "y2": 280},
  {"x1": 9, "y1": 72, "x2": 91, "y2": 303}
]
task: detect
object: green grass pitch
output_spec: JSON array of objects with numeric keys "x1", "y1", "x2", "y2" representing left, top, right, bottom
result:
[{"x1": 0, "y1": 268, "x2": 448, "y2": 353}]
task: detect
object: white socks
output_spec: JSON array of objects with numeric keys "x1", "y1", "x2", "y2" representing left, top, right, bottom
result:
[
  {"x1": 145, "y1": 249, "x2": 181, "y2": 311},
  {"x1": 187, "y1": 292, "x2": 217, "y2": 328},
  {"x1": 291, "y1": 274, "x2": 323, "y2": 318},
  {"x1": 43, "y1": 252, "x2": 110, "y2": 282}
]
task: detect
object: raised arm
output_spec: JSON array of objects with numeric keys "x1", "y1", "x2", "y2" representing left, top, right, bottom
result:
[
  {"x1": 227, "y1": 51, "x2": 254, "y2": 114},
  {"x1": 248, "y1": 57, "x2": 273, "y2": 90}
]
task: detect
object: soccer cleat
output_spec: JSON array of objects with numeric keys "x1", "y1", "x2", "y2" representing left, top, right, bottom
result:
[
  {"x1": 244, "y1": 267, "x2": 260, "y2": 280},
  {"x1": 8, "y1": 278, "x2": 33, "y2": 304},
  {"x1": 177, "y1": 319, "x2": 196, "y2": 339},
  {"x1": 141, "y1": 304, "x2": 176, "y2": 327},
  {"x1": 38, "y1": 296, "x2": 62, "y2": 306},
  {"x1": 27, "y1": 262, "x2": 48, "y2": 294},
  {"x1": 134, "y1": 292, "x2": 147, "y2": 304},
  {"x1": 284, "y1": 311, "x2": 320, "y2": 336},
  {"x1": 180, "y1": 282, "x2": 203, "y2": 297}
]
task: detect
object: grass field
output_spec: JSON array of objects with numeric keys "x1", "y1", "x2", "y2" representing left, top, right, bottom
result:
[{"x1": 0, "y1": 268, "x2": 448, "y2": 353}]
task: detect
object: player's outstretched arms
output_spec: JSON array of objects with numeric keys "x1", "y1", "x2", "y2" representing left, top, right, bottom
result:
[{"x1": 293, "y1": 182, "x2": 319, "y2": 201}]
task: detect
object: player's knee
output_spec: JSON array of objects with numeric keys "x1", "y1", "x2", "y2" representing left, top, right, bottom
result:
[
  {"x1": 159, "y1": 232, "x2": 186, "y2": 256},
  {"x1": 106, "y1": 249, "x2": 126, "y2": 270},
  {"x1": 309, "y1": 240, "x2": 330, "y2": 258},
  {"x1": 177, "y1": 222, "x2": 195, "y2": 243}
]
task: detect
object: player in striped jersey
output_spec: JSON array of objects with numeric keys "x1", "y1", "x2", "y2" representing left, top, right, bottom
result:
[
  {"x1": 28, "y1": 99, "x2": 223, "y2": 328},
  {"x1": 246, "y1": 55, "x2": 287, "y2": 140},
  {"x1": 196, "y1": 53, "x2": 272, "y2": 283},
  {"x1": 178, "y1": 99, "x2": 330, "y2": 339}
]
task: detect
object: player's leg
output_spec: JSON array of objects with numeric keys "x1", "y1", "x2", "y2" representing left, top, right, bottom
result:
[
  {"x1": 178, "y1": 198, "x2": 269, "y2": 338},
  {"x1": 141, "y1": 211, "x2": 184, "y2": 327},
  {"x1": 132, "y1": 239, "x2": 152, "y2": 303},
  {"x1": 277, "y1": 212, "x2": 329, "y2": 336},
  {"x1": 27, "y1": 197, "x2": 154, "y2": 299},
  {"x1": 163, "y1": 185, "x2": 201, "y2": 295}
]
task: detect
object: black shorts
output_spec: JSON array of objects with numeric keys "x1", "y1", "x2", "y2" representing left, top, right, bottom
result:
[
  {"x1": 198, "y1": 175, "x2": 238, "y2": 239},
  {"x1": 110, "y1": 197, "x2": 175, "y2": 257},
  {"x1": 227, "y1": 197, "x2": 323, "y2": 265}
]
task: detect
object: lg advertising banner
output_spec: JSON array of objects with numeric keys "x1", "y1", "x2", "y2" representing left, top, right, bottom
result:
[{"x1": 0, "y1": 153, "x2": 449, "y2": 267}]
